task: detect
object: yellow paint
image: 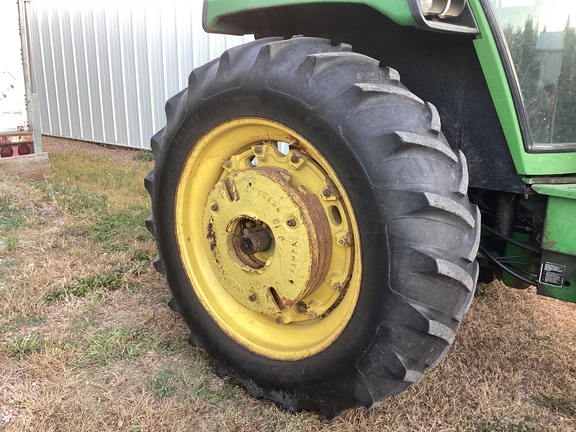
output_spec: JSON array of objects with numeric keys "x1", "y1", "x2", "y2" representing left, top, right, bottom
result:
[{"x1": 175, "y1": 118, "x2": 361, "y2": 360}]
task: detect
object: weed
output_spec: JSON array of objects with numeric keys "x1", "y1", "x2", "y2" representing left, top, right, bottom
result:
[
  {"x1": 45, "y1": 270, "x2": 123, "y2": 302},
  {"x1": 0, "y1": 315, "x2": 46, "y2": 333},
  {"x1": 90, "y1": 207, "x2": 152, "y2": 252},
  {"x1": 6, "y1": 332, "x2": 43, "y2": 359},
  {"x1": 470, "y1": 418, "x2": 539, "y2": 432},
  {"x1": 5, "y1": 233, "x2": 20, "y2": 251},
  {"x1": 0, "y1": 193, "x2": 31, "y2": 231},
  {"x1": 149, "y1": 370, "x2": 176, "y2": 397},
  {"x1": 536, "y1": 395, "x2": 576, "y2": 417},
  {"x1": 84, "y1": 325, "x2": 152, "y2": 365},
  {"x1": 474, "y1": 283, "x2": 495, "y2": 299},
  {"x1": 132, "y1": 249, "x2": 151, "y2": 263},
  {"x1": 68, "y1": 270, "x2": 123, "y2": 297},
  {"x1": 45, "y1": 286, "x2": 67, "y2": 303},
  {"x1": 133, "y1": 150, "x2": 154, "y2": 162},
  {"x1": 39, "y1": 182, "x2": 107, "y2": 215},
  {"x1": 156, "y1": 335, "x2": 188, "y2": 355}
]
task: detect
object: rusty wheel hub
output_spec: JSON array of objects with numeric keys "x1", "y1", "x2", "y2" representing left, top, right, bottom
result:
[{"x1": 203, "y1": 166, "x2": 332, "y2": 314}]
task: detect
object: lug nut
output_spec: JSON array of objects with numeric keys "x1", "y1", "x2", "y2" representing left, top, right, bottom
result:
[
  {"x1": 211, "y1": 204, "x2": 219, "y2": 211},
  {"x1": 275, "y1": 316, "x2": 283, "y2": 324},
  {"x1": 290, "y1": 154, "x2": 300, "y2": 163},
  {"x1": 322, "y1": 188, "x2": 331, "y2": 198},
  {"x1": 308, "y1": 311, "x2": 318, "y2": 319},
  {"x1": 248, "y1": 293, "x2": 257, "y2": 302},
  {"x1": 224, "y1": 160, "x2": 232, "y2": 168},
  {"x1": 287, "y1": 218, "x2": 296, "y2": 227},
  {"x1": 254, "y1": 145, "x2": 263, "y2": 154}
]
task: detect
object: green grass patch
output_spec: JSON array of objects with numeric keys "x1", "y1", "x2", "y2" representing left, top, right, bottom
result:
[
  {"x1": 0, "y1": 193, "x2": 31, "y2": 231},
  {"x1": 38, "y1": 182, "x2": 107, "y2": 216},
  {"x1": 133, "y1": 150, "x2": 154, "y2": 162},
  {"x1": 5, "y1": 332, "x2": 43, "y2": 359},
  {"x1": 149, "y1": 370, "x2": 176, "y2": 398},
  {"x1": 45, "y1": 270, "x2": 124, "y2": 303},
  {"x1": 470, "y1": 418, "x2": 539, "y2": 432},
  {"x1": 0, "y1": 315, "x2": 46, "y2": 334},
  {"x1": 4, "y1": 232, "x2": 20, "y2": 251},
  {"x1": 536, "y1": 395, "x2": 576, "y2": 417},
  {"x1": 90, "y1": 206, "x2": 152, "y2": 252},
  {"x1": 49, "y1": 152, "x2": 152, "y2": 208},
  {"x1": 84, "y1": 325, "x2": 152, "y2": 366}
]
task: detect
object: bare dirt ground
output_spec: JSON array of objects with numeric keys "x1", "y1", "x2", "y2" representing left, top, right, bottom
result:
[{"x1": 0, "y1": 136, "x2": 575, "y2": 431}]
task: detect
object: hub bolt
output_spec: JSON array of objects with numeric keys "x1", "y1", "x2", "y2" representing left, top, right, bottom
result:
[
  {"x1": 211, "y1": 204, "x2": 219, "y2": 212},
  {"x1": 248, "y1": 293, "x2": 257, "y2": 302},
  {"x1": 287, "y1": 218, "x2": 296, "y2": 227}
]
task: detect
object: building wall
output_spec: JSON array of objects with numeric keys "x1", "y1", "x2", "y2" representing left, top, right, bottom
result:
[{"x1": 29, "y1": 0, "x2": 253, "y2": 149}]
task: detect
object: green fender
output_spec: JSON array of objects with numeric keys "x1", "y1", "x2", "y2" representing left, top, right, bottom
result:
[{"x1": 203, "y1": 0, "x2": 416, "y2": 34}]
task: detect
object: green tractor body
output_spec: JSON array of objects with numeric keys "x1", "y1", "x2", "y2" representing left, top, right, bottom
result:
[{"x1": 146, "y1": 0, "x2": 576, "y2": 417}]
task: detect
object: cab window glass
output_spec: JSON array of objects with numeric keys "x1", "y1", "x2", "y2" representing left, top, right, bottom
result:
[{"x1": 491, "y1": 0, "x2": 576, "y2": 144}]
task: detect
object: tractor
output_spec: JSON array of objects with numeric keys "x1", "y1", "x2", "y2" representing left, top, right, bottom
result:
[{"x1": 144, "y1": 0, "x2": 576, "y2": 418}]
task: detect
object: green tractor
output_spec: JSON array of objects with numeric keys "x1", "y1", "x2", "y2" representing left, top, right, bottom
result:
[{"x1": 145, "y1": 0, "x2": 576, "y2": 418}]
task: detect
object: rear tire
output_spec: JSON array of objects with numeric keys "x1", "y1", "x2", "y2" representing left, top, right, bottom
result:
[{"x1": 146, "y1": 36, "x2": 480, "y2": 418}]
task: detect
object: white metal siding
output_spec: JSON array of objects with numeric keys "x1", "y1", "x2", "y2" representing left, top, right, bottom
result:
[{"x1": 29, "y1": 0, "x2": 253, "y2": 149}]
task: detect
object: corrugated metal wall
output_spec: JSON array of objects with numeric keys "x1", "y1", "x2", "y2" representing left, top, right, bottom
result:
[{"x1": 29, "y1": 0, "x2": 253, "y2": 149}]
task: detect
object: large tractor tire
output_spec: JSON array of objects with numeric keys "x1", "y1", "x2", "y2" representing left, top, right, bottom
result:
[{"x1": 146, "y1": 36, "x2": 480, "y2": 418}]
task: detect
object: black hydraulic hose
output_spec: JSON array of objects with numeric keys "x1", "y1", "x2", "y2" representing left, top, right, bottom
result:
[
  {"x1": 481, "y1": 224, "x2": 542, "y2": 255},
  {"x1": 479, "y1": 244, "x2": 537, "y2": 286}
]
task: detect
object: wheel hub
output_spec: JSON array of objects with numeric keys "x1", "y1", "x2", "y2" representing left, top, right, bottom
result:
[{"x1": 203, "y1": 166, "x2": 332, "y2": 314}]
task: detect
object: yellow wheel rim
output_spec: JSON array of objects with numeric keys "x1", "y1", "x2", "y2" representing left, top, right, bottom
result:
[{"x1": 175, "y1": 118, "x2": 361, "y2": 360}]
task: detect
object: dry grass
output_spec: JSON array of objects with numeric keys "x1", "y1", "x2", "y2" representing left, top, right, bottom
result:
[{"x1": 0, "y1": 137, "x2": 575, "y2": 431}]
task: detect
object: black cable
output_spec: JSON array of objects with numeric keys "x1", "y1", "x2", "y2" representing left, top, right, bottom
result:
[
  {"x1": 481, "y1": 224, "x2": 542, "y2": 254},
  {"x1": 479, "y1": 244, "x2": 538, "y2": 286}
]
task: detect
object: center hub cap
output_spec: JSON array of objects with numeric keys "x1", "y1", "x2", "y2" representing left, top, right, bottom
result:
[{"x1": 203, "y1": 167, "x2": 332, "y2": 314}]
